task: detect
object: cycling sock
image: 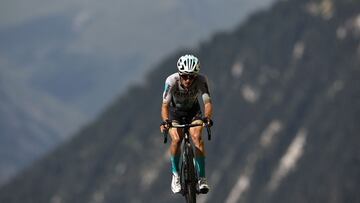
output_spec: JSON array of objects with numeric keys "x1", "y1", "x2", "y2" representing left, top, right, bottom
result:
[
  {"x1": 171, "y1": 155, "x2": 180, "y2": 175},
  {"x1": 195, "y1": 156, "x2": 206, "y2": 177}
]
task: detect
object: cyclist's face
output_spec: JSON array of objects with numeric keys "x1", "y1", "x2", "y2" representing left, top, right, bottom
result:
[{"x1": 180, "y1": 74, "x2": 196, "y2": 88}]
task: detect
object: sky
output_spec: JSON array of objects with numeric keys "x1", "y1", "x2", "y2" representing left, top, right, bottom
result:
[{"x1": 0, "y1": 0, "x2": 275, "y2": 60}]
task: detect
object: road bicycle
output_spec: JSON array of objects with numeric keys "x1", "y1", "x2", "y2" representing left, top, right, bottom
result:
[{"x1": 163, "y1": 119, "x2": 212, "y2": 203}]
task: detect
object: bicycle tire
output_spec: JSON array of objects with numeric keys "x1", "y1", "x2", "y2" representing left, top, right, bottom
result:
[
  {"x1": 185, "y1": 182, "x2": 196, "y2": 203},
  {"x1": 184, "y1": 144, "x2": 197, "y2": 203}
]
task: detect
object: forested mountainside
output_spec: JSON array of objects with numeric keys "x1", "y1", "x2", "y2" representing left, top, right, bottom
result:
[{"x1": 0, "y1": 0, "x2": 359, "y2": 202}]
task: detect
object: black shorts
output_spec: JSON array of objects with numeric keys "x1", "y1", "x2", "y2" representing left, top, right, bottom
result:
[{"x1": 169, "y1": 104, "x2": 202, "y2": 124}]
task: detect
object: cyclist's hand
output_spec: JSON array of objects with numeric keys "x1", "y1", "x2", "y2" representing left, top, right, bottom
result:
[
  {"x1": 160, "y1": 120, "x2": 172, "y2": 133},
  {"x1": 202, "y1": 117, "x2": 213, "y2": 127}
]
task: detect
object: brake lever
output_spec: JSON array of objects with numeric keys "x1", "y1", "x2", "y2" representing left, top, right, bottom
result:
[
  {"x1": 205, "y1": 123, "x2": 212, "y2": 141},
  {"x1": 163, "y1": 130, "x2": 168, "y2": 144}
]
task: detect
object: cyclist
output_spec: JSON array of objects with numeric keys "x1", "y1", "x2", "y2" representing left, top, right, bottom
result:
[{"x1": 160, "y1": 54, "x2": 213, "y2": 194}]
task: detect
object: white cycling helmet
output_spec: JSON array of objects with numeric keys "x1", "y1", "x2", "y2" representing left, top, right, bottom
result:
[{"x1": 177, "y1": 54, "x2": 200, "y2": 75}]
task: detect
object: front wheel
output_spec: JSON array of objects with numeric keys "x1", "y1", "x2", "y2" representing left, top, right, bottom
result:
[
  {"x1": 185, "y1": 181, "x2": 197, "y2": 203},
  {"x1": 183, "y1": 145, "x2": 197, "y2": 203}
]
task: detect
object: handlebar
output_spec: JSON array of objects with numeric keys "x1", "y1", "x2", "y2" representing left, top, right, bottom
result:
[
  {"x1": 171, "y1": 123, "x2": 203, "y2": 128},
  {"x1": 162, "y1": 123, "x2": 212, "y2": 143}
]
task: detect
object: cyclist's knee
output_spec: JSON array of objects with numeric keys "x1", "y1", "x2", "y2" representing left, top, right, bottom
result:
[
  {"x1": 191, "y1": 132, "x2": 203, "y2": 143},
  {"x1": 170, "y1": 131, "x2": 183, "y2": 144},
  {"x1": 171, "y1": 136, "x2": 182, "y2": 145},
  {"x1": 191, "y1": 126, "x2": 202, "y2": 136}
]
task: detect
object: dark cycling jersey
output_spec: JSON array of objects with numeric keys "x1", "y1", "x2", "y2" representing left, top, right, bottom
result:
[{"x1": 162, "y1": 73, "x2": 211, "y2": 111}]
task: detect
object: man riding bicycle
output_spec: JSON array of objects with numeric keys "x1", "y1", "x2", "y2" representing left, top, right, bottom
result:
[{"x1": 160, "y1": 54, "x2": 213, "y2": 194}]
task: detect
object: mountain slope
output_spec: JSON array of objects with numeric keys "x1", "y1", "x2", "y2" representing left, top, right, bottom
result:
[
  {"x1": 0, "y1": 0, "x2": 359, "y2": 202},
  {"x1": 0, "y1": 66, "x2": 85, "y2": 185}
]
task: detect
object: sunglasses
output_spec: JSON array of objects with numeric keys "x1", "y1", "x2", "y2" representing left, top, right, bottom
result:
[{"x1": 180, "y1": 74, "x2": 196, "y2": 80}]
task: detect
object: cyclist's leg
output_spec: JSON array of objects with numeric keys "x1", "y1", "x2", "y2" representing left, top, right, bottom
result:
[
  {"x1": 168, "y1": 107, "x2": 184, "y2": 175},
  {"x1": 169, "y1": 121, "x2": 183, "y2": 175},
  {"x1": 169, "y1": 107, "x2": 183, "y2": 175},
  {"x1": 190, "y1": 119, "x2": 205, "y2": 156},
  {"x1": 190, "y1": 117, "x2": 210, "y2": 193},
  {"x1": 168, "y1": 117, "x2": 184, "y2": 193},
  {"x1": 189, "y1": 114, "x2": 206, "y2": 178}
]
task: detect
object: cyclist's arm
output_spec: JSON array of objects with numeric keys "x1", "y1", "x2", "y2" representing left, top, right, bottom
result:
[
  {"x1": 161, "y1": 103, "x2": 170, "y2": 121},
  {"x1": 199, "y1": 75, "x2": 212, "y2": 119},
  {"x1": 160, "y1": 89, "x2": 171, "y2": 132},
  {"x1": 161, "y1": 78, "x2": 172, "y2": 122},
  {"x1": 204, "y1": 100, "x2": 213, "y2": 119}
]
